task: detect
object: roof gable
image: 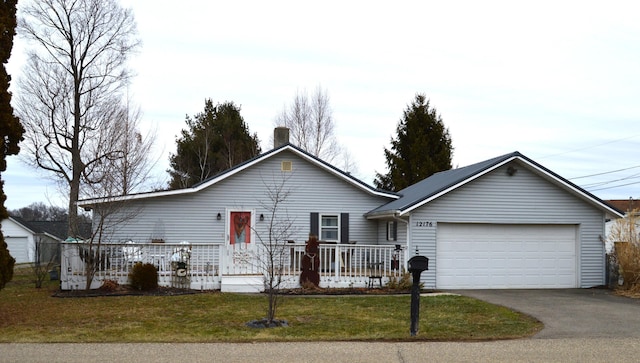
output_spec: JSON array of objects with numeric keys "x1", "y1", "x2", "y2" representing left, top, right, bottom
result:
[
  {"x1": 5, "y1": 216, "x2": 40, "y2": 234},
  {"x1": 367, "y1": 151, "x2": 624, "y2": 219},
  {"x1": 4, "y1": 216, "x2": 67, "y2": 241},
  {"x1": 79, "y1": 143, "x2": 398, "y2": 206}
]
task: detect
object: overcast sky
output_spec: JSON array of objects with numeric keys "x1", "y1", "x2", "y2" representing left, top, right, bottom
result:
[{"x1": 4, "y1": 0, "x2": 640, "y2": 211}]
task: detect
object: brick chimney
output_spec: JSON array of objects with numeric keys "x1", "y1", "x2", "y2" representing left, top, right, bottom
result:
[{"x1": 274, "y1": 127, "x2": 290, "y2": 148}]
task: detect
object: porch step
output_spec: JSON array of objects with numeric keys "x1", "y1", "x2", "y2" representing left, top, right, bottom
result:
[{"x1": 221, "y1": 275, "x2": 264, "y2": 293}]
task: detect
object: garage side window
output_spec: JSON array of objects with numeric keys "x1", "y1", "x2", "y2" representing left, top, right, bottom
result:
[{"x1": 320, "y1": 214, "x2": 339, "y2": 242}]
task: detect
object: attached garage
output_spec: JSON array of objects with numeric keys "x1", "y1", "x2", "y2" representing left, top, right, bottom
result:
[
  {"x1": 436, "y1": 223, "x2": 577, "y2": 289},
  {"x1": 366, "y1": 151, "x2": 623, "y2": 290}
]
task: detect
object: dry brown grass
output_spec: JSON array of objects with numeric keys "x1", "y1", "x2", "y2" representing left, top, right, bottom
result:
[
  {"x1": 0, "y1": 265, "x2": 541, "y2": 342},
  {"x1": 609, "y1": 210, "x2": 640, "y2": 294},
  {"x1": 616, "y1": 241, "x2": 640, "y2": 289}
]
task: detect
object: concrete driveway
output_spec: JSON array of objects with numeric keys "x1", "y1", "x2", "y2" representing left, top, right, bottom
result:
[{"x1": 453, "y1": 288, "x2": 640, "y2": 338}]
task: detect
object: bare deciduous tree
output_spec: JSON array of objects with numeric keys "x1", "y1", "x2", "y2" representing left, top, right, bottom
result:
[
  {"x1": 16, "y1": 0, "x2": 141, "y2": 238},
  {"x1": 32, "y1": 235, "x2": 59, "y2": 288},
  {"x1": 100, "y1": 98, "x2": 158, "y2": 195},
  {"x1": 10, "y1": 202, "x2": 68, "y2": 222},
  {"x1": 252, "y1": 172, "x2": 297, "y2": 326},
  {"x1": 275, "y1": 86, "x2": 340, "y2": 162},
  {"x1": 78, "y1": 166, "x2": 142, "y2": 290},
  {"x1": 275, "y1": 86, "x2": 358, "y2": 175}
]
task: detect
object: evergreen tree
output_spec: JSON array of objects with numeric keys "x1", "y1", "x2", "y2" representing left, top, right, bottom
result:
[
  {"x1": 168, "y1": 100, "x2": 261, "y2": 189},
  {"x1": 0, "y1": 0, "x2": 22, "y2": 291},
  {"x1": 374, "y1": 94, "x2": 453, "y2": 191}
]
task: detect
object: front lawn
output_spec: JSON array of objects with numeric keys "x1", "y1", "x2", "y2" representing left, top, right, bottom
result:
[{"x1": 0, "y1": 266, "x2": 541, "y2": 342}]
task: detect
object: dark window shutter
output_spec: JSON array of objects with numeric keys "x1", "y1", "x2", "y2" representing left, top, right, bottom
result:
[
  {"x1": 392, "y1": 221, "x2": 397, "y2": 241},
  {"x1": 340, "y1": 213, "x2": 349, "y2": 244},
  {"x1": 310, "y1": 212, "x2": 319, "y2": 238},
  {"x1": 386, "y1": 221, "x2": 398, "y2": 241}
]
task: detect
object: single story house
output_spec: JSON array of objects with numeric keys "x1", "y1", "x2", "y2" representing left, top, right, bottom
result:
[
  {"x1": 1, "y1": 216, "x2": 62, "y2": 264},
  {"x1": 75, "y1": 130, "x2": 622, "y2": 291}
]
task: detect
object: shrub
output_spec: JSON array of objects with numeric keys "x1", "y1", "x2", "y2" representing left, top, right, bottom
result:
[
  {"x1": 129, "y1": 263, "x2": 158, "y2": 291},
  {"x1": 386, "y1": 272, "x2": 422, "y2": 291},
  {"x1": 616, "y1": 242, "x2": 640, "y2": 288},
  {"x1": 99, "y1": 279, "x2": 120, "y2": 292}
]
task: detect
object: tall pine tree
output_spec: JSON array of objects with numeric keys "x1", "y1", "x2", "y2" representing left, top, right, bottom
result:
[
  {"x1": 168, "y1": 100, "x2": 261, "y2": 189},
  {"x1": 0, "y1": 0, "x2": 22, "y2": 291},
  {"x1": 374, "y1": 94, "x2": 453, "y2": 192}
]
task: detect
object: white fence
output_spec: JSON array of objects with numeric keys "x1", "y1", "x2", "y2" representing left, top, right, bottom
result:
[{"x1": 60, "y1": 241, "x2": 407, "y2": 291}]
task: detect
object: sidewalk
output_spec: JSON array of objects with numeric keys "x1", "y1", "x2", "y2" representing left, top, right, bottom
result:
[{"x1": 2, "y1": 339, "x2": 640, "y2": 363}]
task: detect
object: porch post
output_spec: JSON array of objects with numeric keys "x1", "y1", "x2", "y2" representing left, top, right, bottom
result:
[{"x1": 334, "y1": 244, "x2": 341, "y2": 279}]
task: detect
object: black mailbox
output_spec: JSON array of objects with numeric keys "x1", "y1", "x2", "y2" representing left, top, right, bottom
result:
[
  {"x1": 407, "y1": 255, "x2": 429, "y2": 336},
  {"x1": 408, "y1": 255, "x2": 429, "y2": 273}
]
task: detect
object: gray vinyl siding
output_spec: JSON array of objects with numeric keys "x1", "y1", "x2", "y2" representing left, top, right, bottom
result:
[
  {"x1": 409, "y1": 161, "x2": 606, "y2": 289},
  {"x1": 99, "y1": 150, "x2": 392, "y2": 246},
  {"x1": 376, "y1": 220, "x2": 408, "y2": 247}
]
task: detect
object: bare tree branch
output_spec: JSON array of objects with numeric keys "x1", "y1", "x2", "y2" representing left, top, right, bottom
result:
[{"x1": 16, "y1": 0, "x2": 142, "y2": 237}]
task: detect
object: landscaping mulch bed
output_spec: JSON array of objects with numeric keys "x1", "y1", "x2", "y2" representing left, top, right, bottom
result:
[
  {"x1": 278, "y1": 287, "x2": 413, "y2": 295},
  {"x1": 52, "y1": 286, "x2": 417, "y2": 298},
  {"x1": 52, "y1": 286, "x2": 204, "y2": 298}
]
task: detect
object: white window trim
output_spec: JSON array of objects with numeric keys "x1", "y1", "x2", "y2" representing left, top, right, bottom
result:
[{"x1": 320, "y1": 213, "x2": 340, "y2": 242}]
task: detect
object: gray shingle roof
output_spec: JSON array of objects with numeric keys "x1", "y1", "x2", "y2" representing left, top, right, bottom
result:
[
  {"x1": 366, "y1": 151, "x2": 623, "y2": 219},
  {"x1": 8, "y1": 216, "x2": 92, "y2": 240},
  {"x1": 367, "y1": 152, "x2": 521, "y2": 216}
]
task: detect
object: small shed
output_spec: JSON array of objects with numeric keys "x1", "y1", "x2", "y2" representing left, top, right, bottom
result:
[{"x1": 1, "y1": 216, "x2": 62, "y2": 264}]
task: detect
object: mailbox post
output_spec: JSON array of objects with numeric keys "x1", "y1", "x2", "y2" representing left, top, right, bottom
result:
[{"x1": 407, "y1": 255, "x2": 429, "y2": 336}]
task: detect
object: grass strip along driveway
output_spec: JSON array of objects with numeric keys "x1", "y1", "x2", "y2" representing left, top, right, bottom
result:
[{"x1": 0, "y1": 269, "x2": 541, "y2": 342}]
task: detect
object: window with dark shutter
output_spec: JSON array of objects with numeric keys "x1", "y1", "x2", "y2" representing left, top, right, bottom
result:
[{"x1": 310, "y1": 212, "x2": 348, "y2": 243}]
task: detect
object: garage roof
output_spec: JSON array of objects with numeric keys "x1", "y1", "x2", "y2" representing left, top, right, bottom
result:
[{"x1": 366, "y1": 151, "x2": 624, "y2": 219}]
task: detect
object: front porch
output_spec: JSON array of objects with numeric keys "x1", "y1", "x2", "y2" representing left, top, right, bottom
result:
[{"x1": 60, "y1": 241, "x2": 408, "y2": 292}]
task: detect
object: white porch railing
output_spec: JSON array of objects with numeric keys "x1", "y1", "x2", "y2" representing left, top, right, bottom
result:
[
  {"x1": 60, "y1": 242, "x2": 407, "y2": 291},
  {"x1": 60, "y1": 242, "x2": 222, "y2": 290}
]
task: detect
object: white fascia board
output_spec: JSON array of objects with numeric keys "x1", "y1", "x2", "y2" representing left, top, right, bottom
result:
[
  {"x1": 78, "y1": 149, "x2": 272, "y2": 207},
  {"x1": 78, "y1": 145, "x2": 397, "y2": 207}
]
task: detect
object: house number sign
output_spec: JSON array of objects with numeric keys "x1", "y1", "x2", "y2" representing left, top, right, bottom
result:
[{"x1": 415, "y1": 221, "x2": 435, "y2": 228}]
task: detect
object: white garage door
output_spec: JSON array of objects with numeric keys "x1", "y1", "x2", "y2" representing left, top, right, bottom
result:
[
  {"x1": 436, "y1": 224, "x2": 577, "y2": 289},
  {"x1": 6, "y1": 236, "x2": 29, "y2": 263}
]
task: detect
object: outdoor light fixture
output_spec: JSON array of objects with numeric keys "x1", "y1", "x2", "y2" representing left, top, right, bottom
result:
[
  {"x1": 260, "y1": 214, "x2": 264, "y2": 221},
  {"x1": 216, "y1": 213, "x2": 222, "y2": 221},
  {"x1": 507, "y1": 166, "x2": 518, "y2": 176}
]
